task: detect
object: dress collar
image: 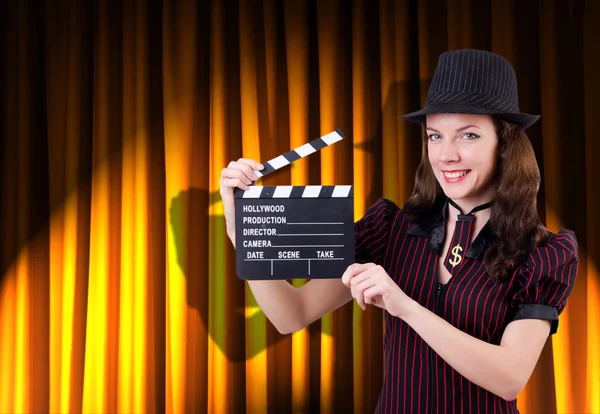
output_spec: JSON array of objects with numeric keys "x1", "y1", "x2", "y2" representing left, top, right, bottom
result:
[{"x1": 405, "y1": 198, "x2": 497, "y2": 259}]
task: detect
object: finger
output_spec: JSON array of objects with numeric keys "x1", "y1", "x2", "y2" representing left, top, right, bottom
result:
[
  {"x1": 222, "y1": 166, "x2": 254, "y2": 185},
  {"x1": 226, "y1": 161, "x2": 258, "y2": 182},
  {"x1": 352, "y1": 276, "x2": 377, "y2": 310},
  {"x1": 342, "y1": 263, "x2": 369, "y2": 287},
  {"x1": 351, "y1": 282, "x2": 366, "y2": 311},
  {"x1": 221, "y1": 177, "x2": 249, "y2": 191},
  {"x1": 342, "y1": 263, "x2": 367, "y2": 283},
  {"x1": 363, "y1": 284, "x2": 384, "y2": 307},
  {"x1": 350, "y1": 264, "x2": 388, "y2": 286},
  {"x1": 351, "y1": 272, "x2": 377, "y2": 310},
  {"x1": 349, "y1": 271, "x2": 375, "y2": 308},
  {"x1": 232, "y1": 160, "x2": 263, "y2": 179},
  {"x1": 348, "y1": 268, "x2": 376, "y2": 288},
  {"x1": 237, "y1": 158, "x2": 264, "y2": 171},
  {"x1": 351, "y1": 284, "x2": 367, "y2": 310},
  {"x1": 226, "y1": 161, "x2": 257, "y2": 182},
  {"x1": 341, "y1": 263, "x2": 376, "y2": 286}
]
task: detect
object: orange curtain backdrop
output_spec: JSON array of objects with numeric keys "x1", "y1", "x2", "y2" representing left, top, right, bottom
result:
[
  {"x1": 583, "y1": 1, "x2": 600, "y2": 410},
  {"x1": 0, "y1": 1, "x2": 598, "y2": 413}
]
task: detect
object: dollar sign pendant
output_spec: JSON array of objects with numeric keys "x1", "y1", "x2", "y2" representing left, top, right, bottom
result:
[{"x1": 448, "y1": 245, "x2": 463, "y2": 267}]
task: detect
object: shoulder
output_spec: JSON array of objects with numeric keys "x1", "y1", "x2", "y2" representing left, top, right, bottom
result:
[
  {"x1": 524, "y1": 228, "x2": 579, "y2": 271},
  {"x1": 355, "y1": 198, "x2": 406, "y2": 263},
  {"x1": 512, "y1": 228, "x2": 579, "y2": 295},
  {"x1": 356, "y1": 197, "x2": 442, "y2": 237},
  {"x1": 355, "y1": 198, "x2": 409, "y2": 240},
  {"x1": 509, "y1": 228, "x2": 580, "y2": 331},
  {"x1": 358, "y1": 198, "x2": 404, "y2": 225},
  {"x1": 548, "y1": 228, "x2": 578, "y2": 254}
]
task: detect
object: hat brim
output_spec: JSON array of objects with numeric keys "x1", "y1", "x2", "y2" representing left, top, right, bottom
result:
[{"x1": 399, "y1": 103, "x2": 540, "y2": 129}]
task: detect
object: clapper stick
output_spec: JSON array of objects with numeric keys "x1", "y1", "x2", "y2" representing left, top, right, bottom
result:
[
  {"x1": 251, "y1": 129, "x2": 344, "y2": 181},
  {"x1": 234, "y1": 129, "x2": 354, "y2": 280}
]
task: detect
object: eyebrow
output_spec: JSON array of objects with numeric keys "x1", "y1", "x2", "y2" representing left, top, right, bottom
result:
[{"x1": 426, "y1": 125, "x2": 483, "y2": 133}]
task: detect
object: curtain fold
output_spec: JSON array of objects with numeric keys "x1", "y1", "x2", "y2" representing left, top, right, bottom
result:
[
  {"x1": 1, "y1": 1, "x2": 598, "y2": 413},
  {"x1": 583, "y1": 2, "x2": 600, "y2": 411}
]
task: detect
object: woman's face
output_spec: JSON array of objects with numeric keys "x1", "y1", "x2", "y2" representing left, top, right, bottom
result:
[{"x1": 426, "y1": 113, "x2": 499, "y2": 210}]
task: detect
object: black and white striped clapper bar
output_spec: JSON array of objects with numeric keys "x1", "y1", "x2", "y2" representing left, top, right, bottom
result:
[{"x1": 235, "y1": 129, "x2": 354, "y2": 280}]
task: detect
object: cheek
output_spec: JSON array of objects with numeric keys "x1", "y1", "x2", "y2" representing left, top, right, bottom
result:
[
  {"x1": 476, "y1": 150, "x2": 498, "y2": 180},
  {"x1": 427, "y1": 145, "x2": 438, "y2": 166}
]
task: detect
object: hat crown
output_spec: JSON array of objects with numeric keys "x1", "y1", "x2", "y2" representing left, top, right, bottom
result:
[{"x1": 426, "y1": 49, "x2": 520, "y2": 113}]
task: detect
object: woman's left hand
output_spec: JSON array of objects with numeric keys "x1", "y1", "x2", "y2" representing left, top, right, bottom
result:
[{"x1": 341, "y1": 263, "x2": 415, "y2": 318}]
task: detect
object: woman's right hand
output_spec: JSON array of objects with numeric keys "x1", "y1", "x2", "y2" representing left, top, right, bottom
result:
[{"x1": 219, "y1": 158, "x2": 264, "y2": 241}]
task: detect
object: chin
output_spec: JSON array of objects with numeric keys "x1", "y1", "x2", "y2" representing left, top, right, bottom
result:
[
  {"x1": 444, "y1": 191, "x2": 470, "y2": 201},
  {"x1": 437, "y1": 176, "x2": 479, "y2": 201},
  {"x1": 440, "y1": 185, "x2": 471, "y2": 200}
]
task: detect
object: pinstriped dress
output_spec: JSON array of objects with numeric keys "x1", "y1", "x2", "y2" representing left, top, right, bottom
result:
[{"x1": 355, "y1": 198, "x2": 578, "y2": 414}]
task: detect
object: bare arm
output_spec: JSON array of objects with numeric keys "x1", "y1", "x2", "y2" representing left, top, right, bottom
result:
[
  {"x1": 402, "y1": 303, "x2": 550, "y2": 401},
  {"x1": 343, "y1": 263, "x2": 552, "y2": 402},
  {"x1": 220, "y1": 159, "x2": 352, "y2": 334}
]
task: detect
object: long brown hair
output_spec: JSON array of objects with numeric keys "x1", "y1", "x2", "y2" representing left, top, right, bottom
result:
[{"x1": 403, "y1": 117, "x2": 551, "y2": 282}]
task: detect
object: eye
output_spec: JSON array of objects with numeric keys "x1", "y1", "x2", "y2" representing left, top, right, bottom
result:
[
  {"x1": 427, "y1": 134, "x2": 441, "y2": 141},
  {"x1": 462, "y1": 132, "x2": 480, "y2": 140}
]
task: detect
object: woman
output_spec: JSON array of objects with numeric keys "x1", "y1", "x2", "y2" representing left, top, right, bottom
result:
[{"x1": 219, "y1": 50, "x2": 578, "y2": 412}]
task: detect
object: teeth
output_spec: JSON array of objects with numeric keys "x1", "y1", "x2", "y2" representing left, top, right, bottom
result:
[{"x1": 444, "y1": 171, "x2": 468, "y2": 178}]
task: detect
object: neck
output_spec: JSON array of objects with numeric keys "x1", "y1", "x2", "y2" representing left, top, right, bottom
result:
[{"x1": 447, "y1": 198, "x2": 494, "y2": 221}]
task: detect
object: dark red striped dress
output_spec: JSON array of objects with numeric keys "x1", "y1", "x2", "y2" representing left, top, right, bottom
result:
[{"x1": 354, "y1": 198, "x2": 578, "y2": 413}]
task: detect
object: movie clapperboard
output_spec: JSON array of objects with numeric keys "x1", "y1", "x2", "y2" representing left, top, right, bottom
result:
[{"x1": 235, "y1": 129, "x2": 354, "y2": 280}]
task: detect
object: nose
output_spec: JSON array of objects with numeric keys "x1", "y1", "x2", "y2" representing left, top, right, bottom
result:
[{"x1": 439, "y1": 139, "x2": 459, "y2": 163}]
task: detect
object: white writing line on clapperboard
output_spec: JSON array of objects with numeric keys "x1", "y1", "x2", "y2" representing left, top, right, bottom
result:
[
  {"x1": 244, "y1": 257, "x2": 346, "y2": 276},
  {"x1": 287, "y1": 222, "x2": 343, "y2": 225},
  {"x1": 273, "y1": 245, "x2": 343, "y2": 247},
  {"x1": 277, "y1": 234, "x2": 344, "y2": 236},
  {"x1": 244, "y1": 258, "x2": 345, "y2": 261}
]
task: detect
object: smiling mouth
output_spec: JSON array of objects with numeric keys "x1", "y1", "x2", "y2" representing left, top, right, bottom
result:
[{"x1": 443, "y1": 170, "x2": 470, "y2": 179}]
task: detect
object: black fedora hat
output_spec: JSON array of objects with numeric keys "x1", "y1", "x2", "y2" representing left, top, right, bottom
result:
[{"x1": 401, "y1": 49, "x2": 540, "y2": 129}]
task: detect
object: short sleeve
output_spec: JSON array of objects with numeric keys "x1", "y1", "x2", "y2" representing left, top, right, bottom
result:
[
  {"x1": 354, "y1": 198, "x2": 400, "y2": 265},
  {"x1": 511, "y1": 229, "x2": 579, "y2": 335}
]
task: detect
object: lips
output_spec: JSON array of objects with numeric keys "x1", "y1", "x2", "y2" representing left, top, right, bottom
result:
[{"x1": 442, "y1": 170, "x2": 470, "y2": 183}]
